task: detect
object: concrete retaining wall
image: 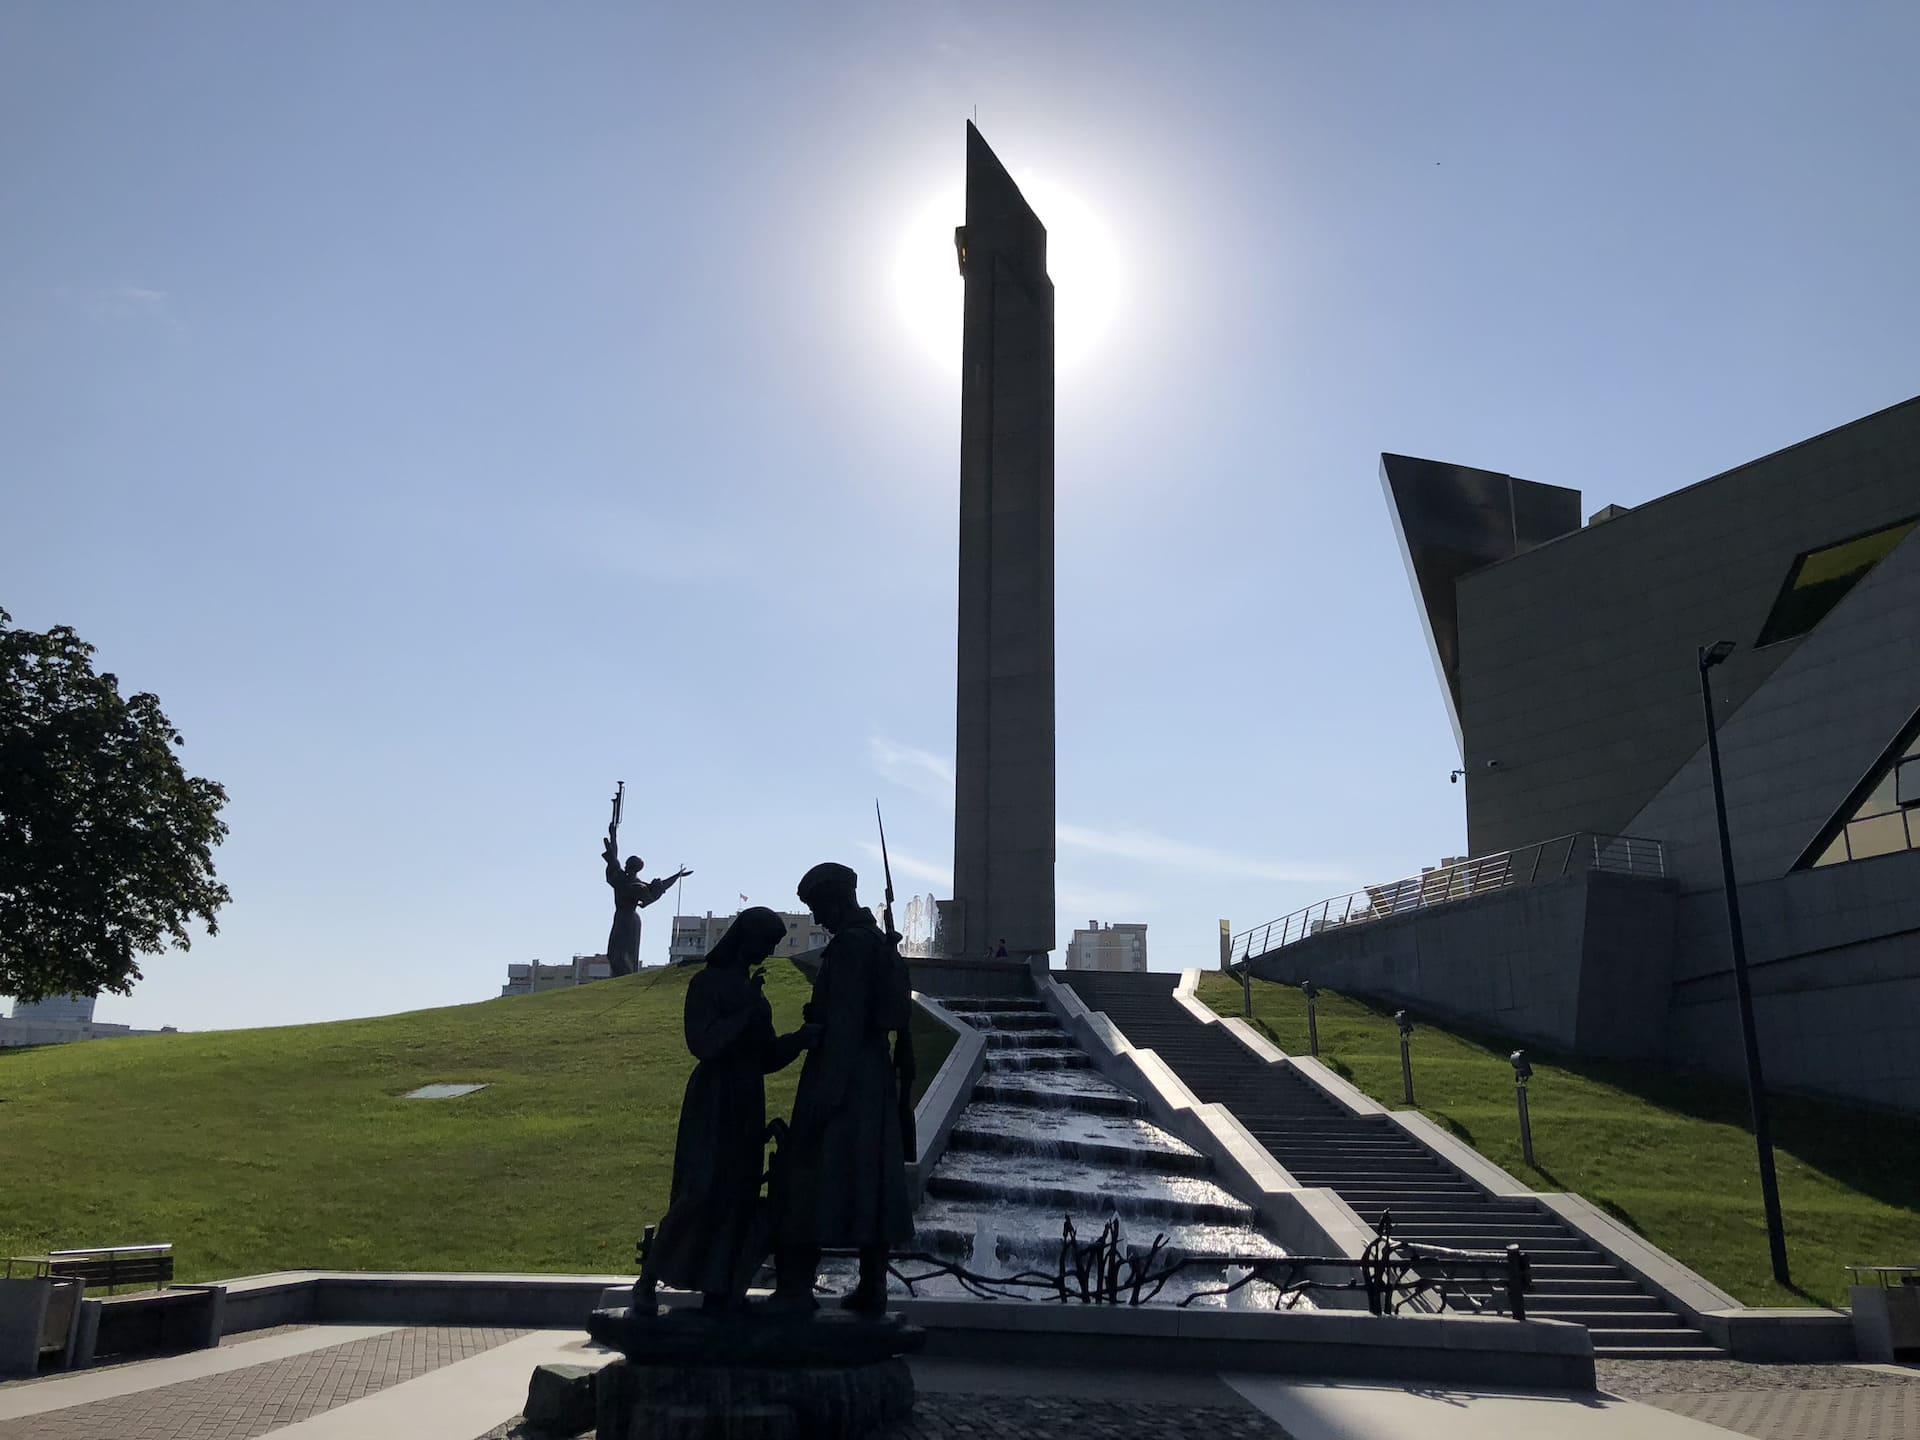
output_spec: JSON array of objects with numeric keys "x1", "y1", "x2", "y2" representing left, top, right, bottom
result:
[
  {"x1": 215, "y1": 1270, "x2": 1594, "y2": 1388},
  {"x1": 1245, "y1": 872, "x2": 1676, "y2": 1058}
]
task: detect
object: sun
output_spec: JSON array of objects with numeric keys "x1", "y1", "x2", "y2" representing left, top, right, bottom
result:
[{"x1": 890, "y1": 174, "x2": 1122, "y2": 377}]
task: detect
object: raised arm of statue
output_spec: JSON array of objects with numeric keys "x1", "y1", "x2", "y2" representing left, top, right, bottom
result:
[{"x1": 603, "y1": 837, "x2": 623, "y2": 888}]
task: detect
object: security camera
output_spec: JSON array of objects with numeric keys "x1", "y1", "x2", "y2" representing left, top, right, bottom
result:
[
  {"x1": 1485, "y1": 759, "x2": 1501, "y2": 771},
  {"x1": 1448, "y1": 768, "x2": 1466, "y2": 784}
]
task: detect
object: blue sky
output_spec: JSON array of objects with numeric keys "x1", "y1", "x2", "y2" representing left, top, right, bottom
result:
[{"x1": 4, "y1": 2, "x2": 1918, "y2": 1031}]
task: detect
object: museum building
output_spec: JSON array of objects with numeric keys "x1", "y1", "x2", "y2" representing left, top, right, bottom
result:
[{"x1": 1247, "y1": 393, "x2": 1920, "y2": 1113}]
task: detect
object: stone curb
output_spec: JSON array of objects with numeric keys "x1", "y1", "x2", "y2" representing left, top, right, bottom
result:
[{"x1": 906, "y1": 994, "x2": 988, "y2": 1207}]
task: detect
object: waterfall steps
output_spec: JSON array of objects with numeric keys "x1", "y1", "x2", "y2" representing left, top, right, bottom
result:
[{"x1": 905, "y1": 994, "x2": 1298, "y2": 1307}]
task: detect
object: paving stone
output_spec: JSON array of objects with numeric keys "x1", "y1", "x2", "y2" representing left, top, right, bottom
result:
[
  {"x1": 1598, "y1": 1358, "x2": 1920, "y2": 1397},
  {"x1": 0, "y1": 1325, "x2": 525, "y2": 1440},
  {"x1": 475, "y1": 1393, "x2": 1291, "y2": 1440},
  {"x1": 1648, "y1": 1383, "x2": 1920, "y2": 1440}
]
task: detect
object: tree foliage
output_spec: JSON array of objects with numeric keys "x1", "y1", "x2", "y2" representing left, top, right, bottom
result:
[{"x1": 0, "y1": 609, "x2": 230, "y2": 1002}]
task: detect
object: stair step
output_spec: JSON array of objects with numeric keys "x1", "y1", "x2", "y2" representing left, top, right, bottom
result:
[
  {"x1": 1280, "y1": 1161, "x2": 1452, "y2": 1174},
  {"x1": 1390, "y1": 1228, "x2": 1566, "y2": 1244},
  {"x1": 1288, "y1": 1173, "x2": 1457, "y2": 1186},
  {"x1": 1402, "y1": 1238, "x2": 1598, "y2": 1256},
  {"x1": 971, "y1": 1083, "x2": 1140, "y2": 1116},
  {"x1": 1527, "y1": 1264, "x2": 1634, "y2": 1281},
  {"x1": 1532, "y1": 1310, "x2": 1684, "y2": 1329},
  {"x1": 1586, "y1": 1329, "x2": 1719, "y2": 1350},
  {"x1": 1593, "y1": 1345, "x2": 1726, "y2": 1360},
  {"x1": 1527, "y1": 1293, "x2": 1673, "y2": 1312},
  {"x1": 1349, "y1": 1205, "x2": 1542, "y2": 1218},
  {"x1": 983, "y1": 1036, "x2": 1075, "y2": 1052}
]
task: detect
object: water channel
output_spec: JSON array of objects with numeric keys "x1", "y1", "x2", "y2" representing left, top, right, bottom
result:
[{"x1": 891, "y1": 992, "x2": 1298, "y2": 1307}]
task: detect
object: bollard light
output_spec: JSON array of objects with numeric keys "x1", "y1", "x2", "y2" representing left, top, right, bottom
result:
[
  {"x1": 1395, "y1": 1009, "x2": 1415, "y2": 1105},
  {"x1": 1301, "y1": 980, "x2": 1320, "y2": 1058},
  {"x1": 1510, "y1": 1050, "x2": 1535, "y2": 1167}
]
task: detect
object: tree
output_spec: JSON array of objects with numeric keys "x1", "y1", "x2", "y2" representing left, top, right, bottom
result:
[{"x1": 0, "y1": 609, "x2": 230, "y2": 1002}]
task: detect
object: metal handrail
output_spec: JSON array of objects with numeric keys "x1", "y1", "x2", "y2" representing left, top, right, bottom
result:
[{"x1": 1230, "y1": 833, "x2": 1666, "y2": 965}]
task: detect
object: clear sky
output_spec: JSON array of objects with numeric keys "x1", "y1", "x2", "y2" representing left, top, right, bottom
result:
[{"x1": 4, "y1": 2, "x2": 1918, "y2": 1032}]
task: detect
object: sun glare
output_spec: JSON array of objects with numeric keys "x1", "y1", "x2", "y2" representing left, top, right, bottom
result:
[{"x1": 891, "y1": 174, "x2": 1122, "y2": 377}]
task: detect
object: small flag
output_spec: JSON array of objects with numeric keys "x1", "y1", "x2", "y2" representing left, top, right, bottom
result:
[{"x1": 739, "y1": 893, "x2": 749, "y2": 904}]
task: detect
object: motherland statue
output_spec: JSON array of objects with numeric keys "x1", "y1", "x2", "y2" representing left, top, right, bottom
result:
[{"x1": 602, "y1": 780, "x2": 689, "y2": 977}]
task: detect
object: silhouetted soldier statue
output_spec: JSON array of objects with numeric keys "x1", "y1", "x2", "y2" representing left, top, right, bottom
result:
[
  {"x1": 602, "y1": 783, "x2": 688, "y2": 977},
  {"x1": 771, "y1": 862, "x2": 913, "y2": 1315},
  {"x1": 636, "y1": 908, "x2": 818, "y2": 1310}
]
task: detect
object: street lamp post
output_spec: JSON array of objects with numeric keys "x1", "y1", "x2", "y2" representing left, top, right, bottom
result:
[
  {"x1": 1302, "y1": 980, "x2": 1320, "y2": 1058},
  {"x1": 1239, "y1": 960, "x2": 1252, "y2": 1018},
  {"x1": 1698, "y1": 640, "x2": 1791, "y2": 1287},
  {"x1": 1395, "y1": 1009, "x2": 1415, "y2": 1105}
]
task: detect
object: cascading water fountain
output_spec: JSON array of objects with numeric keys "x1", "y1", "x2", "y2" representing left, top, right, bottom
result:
[{"x1": 897, "y1": 991, "x2": 1303, "y2": 1307}]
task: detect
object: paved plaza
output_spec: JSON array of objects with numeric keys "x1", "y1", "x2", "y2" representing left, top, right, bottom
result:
[{"x1": 3, "y1": 1324, "x2": 1918, "y2": 1439}]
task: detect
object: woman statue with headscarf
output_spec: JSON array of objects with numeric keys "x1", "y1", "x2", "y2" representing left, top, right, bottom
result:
[{"x1": 639, "y1": 906, "x2": 819, "y2": 1310}]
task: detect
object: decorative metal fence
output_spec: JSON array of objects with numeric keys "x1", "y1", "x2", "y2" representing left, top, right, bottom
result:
[
  {"x1": 836, "y1": 1212, "x2": 1531, "y2": 1318},
  {"x1": 1229, "y1": 833, "x2": 1665, "y2": 966}
]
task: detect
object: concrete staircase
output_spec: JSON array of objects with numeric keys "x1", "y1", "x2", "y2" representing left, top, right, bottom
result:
[{"x1": 1058, "y1": 971, "x2": 1723, "y2": 1359}]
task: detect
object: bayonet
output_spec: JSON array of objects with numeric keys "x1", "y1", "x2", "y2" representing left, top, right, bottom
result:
[
  {"x1": 875, "y1": 799, "x2": 896, "y2": 937},
  {"x1": 876, "y1": 799, "x2": 915, "y2": 1159}
]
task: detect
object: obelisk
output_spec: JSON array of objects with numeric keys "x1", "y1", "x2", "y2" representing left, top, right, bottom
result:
[{"x1": 950, "y1": 123, "x2": 1055, "y2": 959}]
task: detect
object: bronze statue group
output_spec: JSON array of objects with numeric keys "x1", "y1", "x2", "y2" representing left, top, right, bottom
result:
[{"x1": 624, "y1": 859, "x2": 914, "y2": 1320}]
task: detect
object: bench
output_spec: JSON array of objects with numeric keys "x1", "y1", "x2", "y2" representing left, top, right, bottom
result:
[{"x1": 48, "y1": 1244, "x2": 174, "y2": 1295}]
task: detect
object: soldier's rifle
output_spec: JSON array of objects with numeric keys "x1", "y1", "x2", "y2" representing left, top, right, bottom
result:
[{"x1": 876, "y1": 801, "x2": 917, "y2": 1161}]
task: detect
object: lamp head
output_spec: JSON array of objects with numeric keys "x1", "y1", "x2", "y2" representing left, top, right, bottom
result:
[
  {"x1": 1395, "y1": 1009, "x2": 1413, "y2": 1037},
  {"x1": 1700, "y1": 639, "x2": 1736, "y2": 670},
  {"x1": 1510, "y1": 1049, "x2": 1533, "y2": 1081},
  {"x1": 1300, "y1": 980, "x2": 1318, "y2": 1001}
]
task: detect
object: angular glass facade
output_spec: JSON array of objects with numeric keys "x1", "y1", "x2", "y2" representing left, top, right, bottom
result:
[
  {"x1": 1807, "y1": 711, "x2": 1920, "y2": 867},
  {"x1": 1756, "y1": 517, "x2": 1917, "y2": 647}
]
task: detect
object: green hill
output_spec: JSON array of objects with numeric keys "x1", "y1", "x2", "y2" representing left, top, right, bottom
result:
[{"x1": 0, "y1": 966, "x2": 951, "y2": 1284}]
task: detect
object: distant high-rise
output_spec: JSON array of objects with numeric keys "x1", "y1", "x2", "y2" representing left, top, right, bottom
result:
[
  {"x1": 1065, "y1": 921, "x2": 1148, "y2": 973},
  {"x1": 951, "y1": 122, "x2": 1056, "y2": 958},
  {"x1": 667, "y1": 911, "x2": 831, "y2": 967}
]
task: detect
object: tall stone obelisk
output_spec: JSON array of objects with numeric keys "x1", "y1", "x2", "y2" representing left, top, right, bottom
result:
[{"x1": 951, "y1": 122, "x2": 1055, "y2": 959}]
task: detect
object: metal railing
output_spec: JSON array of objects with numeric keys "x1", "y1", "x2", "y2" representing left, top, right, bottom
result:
[
  {"x1": 872, "y1": 1213, "x2": 1528, "y2": 1316},
  {"x1": 1229, "y1": 833, "x2": 1665, "y2": 965}
]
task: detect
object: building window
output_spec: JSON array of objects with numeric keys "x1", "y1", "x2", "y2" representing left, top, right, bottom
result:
[
  {"x1": 1801, "y1": 709, "x2": 1920, "y2": 869},
  {"x1": 1755, "y1": 517, "x2": 1917, "y2": 647}
]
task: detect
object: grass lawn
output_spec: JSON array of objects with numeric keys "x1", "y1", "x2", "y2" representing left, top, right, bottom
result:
[
  {"x1": 1196, "y1": 973, "x2": 1920, "y2": 1310},
  {"x1": 0, "y1": 965, "x2": 954, "y2": 1284}
]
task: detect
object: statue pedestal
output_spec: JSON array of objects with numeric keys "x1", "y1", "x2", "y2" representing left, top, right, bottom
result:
[{"x1": 586, "y1": 1306, "x2": 923, "y2": 1440}]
